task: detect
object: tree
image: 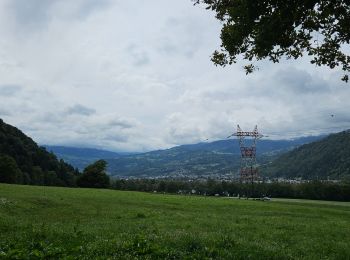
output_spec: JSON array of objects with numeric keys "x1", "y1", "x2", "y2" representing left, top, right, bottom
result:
[
  {"x1": 77, "y1": 160, "x2": 110, "y2": 188},
  {"x1": 0, "y1": 119, "x2": 79, "y2": 187},
  {"x1": 0, "y1": 154, "x2": 23, "y2": 184},
  {"x1": 30, "y1": 166, "x2": 45, "y2": 185},
  {"x1": 194, "y1": 0, "x2": 350, "y2": 82}
]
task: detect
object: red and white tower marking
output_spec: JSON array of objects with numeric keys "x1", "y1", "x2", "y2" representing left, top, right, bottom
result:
[{"x1": 229, "y1": 125, "x2": 263, "y2": 183}]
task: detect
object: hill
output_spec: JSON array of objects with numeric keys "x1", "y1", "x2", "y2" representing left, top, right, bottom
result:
[
  {"x1": 44, "y1": 146, "x2": 122, "y2": 170},
  {"x1": 0, "y1": 119, "x2": 78, "y2": 186},
  {"x1": 0, "y1": 184, "x2": 349, "y2": 259},
  {"x1": 169, "y1": 136, "x2": 321, "y2": 154},
  {"x1": 263, "y1": 130, "x2": 350, "y2": 179},
  {"x1": 106, "y1": 136, "x2": 322, "y2": 178}
]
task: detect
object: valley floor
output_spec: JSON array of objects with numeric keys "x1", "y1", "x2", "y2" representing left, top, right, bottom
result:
[{"x1": 0, "y1": 184, "x2": 350, "y2": 259}]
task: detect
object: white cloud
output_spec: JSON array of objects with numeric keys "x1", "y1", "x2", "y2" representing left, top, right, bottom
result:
[{"x1": 0, "y1": 0, "x2": 349, "y2": 152}]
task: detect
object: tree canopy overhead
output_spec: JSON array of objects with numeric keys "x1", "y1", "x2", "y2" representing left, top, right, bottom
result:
[{"x1": 194, "y1": 0, "x2": 350, "y2": 81}]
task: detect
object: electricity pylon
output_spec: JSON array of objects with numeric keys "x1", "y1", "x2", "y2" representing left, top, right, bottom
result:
[{"x1": 229, "y1": 125, "x2": 263, "y2": 183}]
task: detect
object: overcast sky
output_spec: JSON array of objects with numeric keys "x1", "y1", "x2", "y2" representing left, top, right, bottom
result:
[{"x1": 0, "y1": 0, "x2": 349, "y2": 152}]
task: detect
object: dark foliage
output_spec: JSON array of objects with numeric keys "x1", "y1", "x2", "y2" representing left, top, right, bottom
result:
[
  {"x1": 112, "y1": 178, "x2": 350, "y2": 201},
  {"x1": 0, "y1": 154, "x2": 23, "y2": 184},
  {"x1": 263, "y1": 130, "x2": 350, "y2": 179},
  {"x1": 194, "y1": 0, "x2": 350, "y2": 81},
  {"x1": 0, "y1": 119, "x2": 79, "y2": 186},
  {"x1": 77, "y1": 160, "x2": 110, "y2": 188}
]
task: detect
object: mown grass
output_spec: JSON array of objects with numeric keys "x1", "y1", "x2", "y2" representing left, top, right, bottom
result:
[{"x1": 0, "y1": 184, "x2": 350, "y2": 259}]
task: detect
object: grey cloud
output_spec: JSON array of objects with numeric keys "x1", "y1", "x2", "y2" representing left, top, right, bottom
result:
[
  {"x1": 38, "y1": 112, "x2": 63, "y2": 124},
  {"x1": 1, "y1": 0, "x2": 349, "y2": 152},
  {"x1": 8, "y1": 0, "x2": 110, "y2": 31},
  {"x1": 0, "y1": 84, "x2": 22, "y2": 96},
  {"x1": 102, "y1": 133, "x2": 129, "y2": 143},
  {"x1": 75, "y1": 0, "x2": 111, "y2": 20},
  {"x1": 133, "y1": 53, "x2": 150, "y2": 66},
  {"x1": 108, "y1": 119, "x2": 134, "y2": 129},
  {"x1": 0, "y1": 108, "x2": 11, "y2": 116},
  {"x1": 158, "y1": 36, "x2": 198, "y2": 60},
  {"x1": 8, "y1": 0, "x2": 56, "y2": 30},
  {"x1": 127, "y1": 45, "x2": 150, "y2": 66},
  {"x1": 66, "y1": 104, "x2": 96, "y2": 116},
  {"x1": 328, "y1": 112, "x2": 350, "y2": 125},
  {"x1": 159, "y1": 42, "x2": 179, "y2": 55},
  {"x1": 156, "y1": 15, "x2": 205, "y2": 59},
  {"x1": 166, "y1": 125, "x2": 203, "y2": 146},
  {"x1": 275, "y1": 68, "x2": 330, "y2": 93},
  {"x1": 165, "y1": 17, "x2": 181, "y2": 27}
]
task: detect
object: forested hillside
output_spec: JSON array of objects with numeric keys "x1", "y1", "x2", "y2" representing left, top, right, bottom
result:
[
  {"x1": 0, "y1": 119, "x2": 79, "y2": 186},
  {"x1": 263, "y1": 130, "x2": 350, "y2": 179}
]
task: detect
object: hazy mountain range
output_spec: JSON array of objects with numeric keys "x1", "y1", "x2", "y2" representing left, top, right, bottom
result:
[
  {"x1": 45, "y1": 146, "x2": 124, "y2": 170},
  {"x1": 45, "y1": 136, "x2": 323, "y2": 179},
  {"x1": 2, "y1": 117, "x2": 349, "y2": 181}
]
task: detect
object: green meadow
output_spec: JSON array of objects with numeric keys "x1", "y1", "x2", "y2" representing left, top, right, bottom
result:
[{"x1": 1, "y1": 184, "x2": 350, "y2": 259}]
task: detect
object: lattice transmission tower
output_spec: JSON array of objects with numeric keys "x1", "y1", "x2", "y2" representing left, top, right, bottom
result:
[{"x1": 229, "y1": 125, "x2": 263, "y2": 183}]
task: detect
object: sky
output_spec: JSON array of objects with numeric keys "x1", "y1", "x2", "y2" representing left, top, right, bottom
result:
[{"x1": 0, "y1": 0, "x2": 349, "y2": 152}]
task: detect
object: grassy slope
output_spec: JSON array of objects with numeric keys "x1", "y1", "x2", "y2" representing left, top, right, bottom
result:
[{"x1": 1, "y1": 184, "x2": 350, "y2": 259}]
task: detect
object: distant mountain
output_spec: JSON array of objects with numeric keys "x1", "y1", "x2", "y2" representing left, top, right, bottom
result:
[
  {"x1": 106, "y1": 136, "x2": 323, "y2": 179},
  {"x1": 0, "y1": 119, "x2": 78, "y2": 186},
  {"x1": 44, "y1": 146, "x2": 123, "y2": 170},
  {"x1": 168, "y1": 136, "x2": 323, "y2": 154},
  {"x1": 263, "y1": 130, "x2": 350, "y2": 180}
]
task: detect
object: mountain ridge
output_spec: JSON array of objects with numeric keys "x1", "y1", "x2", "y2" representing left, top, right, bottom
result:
[
  {"x1": 263, "y1": 130, "x2": 350, "y2": 180},
  {"x1": 43, "y1": 135, "x2": 331, "y2": 179},
  {"x1": 105, "y1": 136, "x2": 324, "y2": 178},
  {"x1": 44, "y1": 145, "x2": 136, "y2": 170}
]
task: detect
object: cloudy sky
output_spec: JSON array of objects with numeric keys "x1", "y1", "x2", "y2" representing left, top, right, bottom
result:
[{"x1": 0, "y1": 0, "x2": 349, "y2": 152}]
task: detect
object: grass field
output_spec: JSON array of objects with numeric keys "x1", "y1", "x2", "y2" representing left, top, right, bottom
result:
[{"x1": 1, "y1": 184, "x2": 350, "y2": 259}]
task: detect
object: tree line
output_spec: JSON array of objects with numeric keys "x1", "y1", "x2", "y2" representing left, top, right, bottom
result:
[
  {"x1": 112, "y1": 178, "x2": 350, "y2": 202},
  {"x1": 0, "y1": 155, "x2": 110, "y2": 189}
]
